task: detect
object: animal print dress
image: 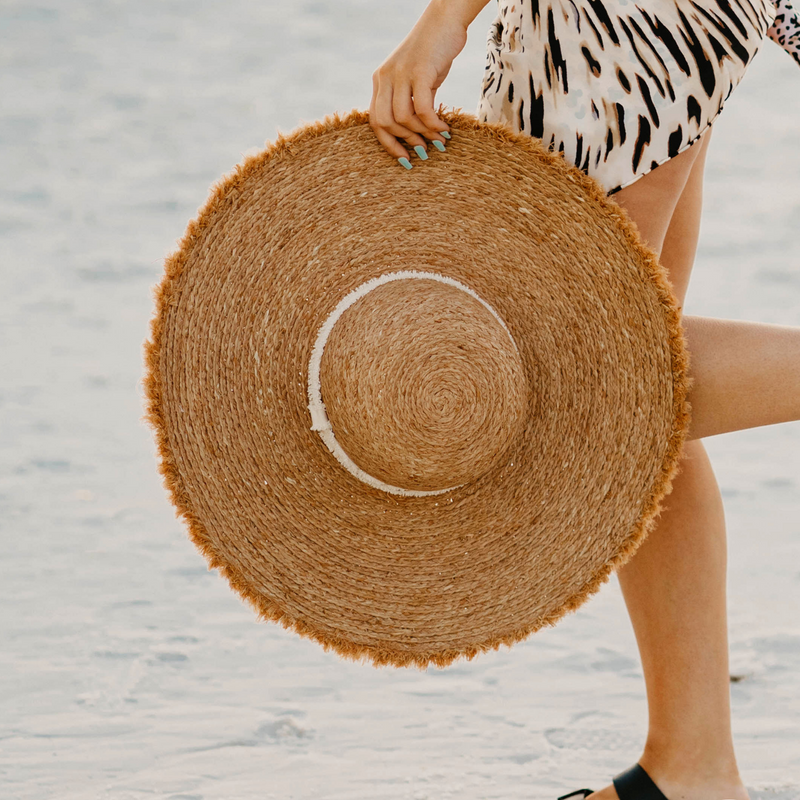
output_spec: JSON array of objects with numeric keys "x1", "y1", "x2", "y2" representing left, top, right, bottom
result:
[{"x1": 476, "y1": 0, "x2": 800, "y2": 195}]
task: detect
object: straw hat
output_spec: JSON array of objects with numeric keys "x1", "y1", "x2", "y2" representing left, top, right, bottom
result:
[{"x1": 143, "y1": 107, "x2": 692, "y2": 669}]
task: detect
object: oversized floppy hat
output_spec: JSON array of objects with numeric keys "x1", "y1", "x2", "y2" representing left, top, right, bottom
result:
[{"x1": 143, "y1": 107, "x2": 692, "y2": 669}]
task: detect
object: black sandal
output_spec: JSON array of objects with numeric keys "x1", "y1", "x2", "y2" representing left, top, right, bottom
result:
[{"x1": 557, "y1": 763, "x2": 669, "y2": 800}]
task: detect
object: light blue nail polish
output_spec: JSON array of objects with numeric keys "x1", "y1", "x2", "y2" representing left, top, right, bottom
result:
[
  {"x1": 414, "y1": 145, "x2": 429, "y2": 160},
  {"x1": 398, "y1": 157, "x2": 412, "y2": 169},
  {"x1": 439, "y1": 131, "x2": 451, "y2": 139},
  {"x1": 432, "y1": 140, "x2": 446, "y2": 152}
]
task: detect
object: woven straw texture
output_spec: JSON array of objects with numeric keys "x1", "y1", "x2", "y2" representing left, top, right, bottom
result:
[{"x1": 143, "y1": 107, "x2": 692, "y2": 669}]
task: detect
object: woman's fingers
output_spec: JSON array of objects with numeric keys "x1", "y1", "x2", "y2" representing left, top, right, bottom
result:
[
  {"x1": 395, "y1": 81, "x2": 451, "y2": 157},
  {"x1": 371, "y1": 124, "x2": 418, "y2": 165},
  {"x1": 370, "y1": 70, "x2": 449, "y2": 167},
  {"x1": 392, "y1": 82, "x2": 439, "y2": 153},
  {"x1": 370, "y1": 73, "x2": 424, "y2": 160},
  {"x1": 410, "y1": 81, "x2": 449, "y2": 136}
]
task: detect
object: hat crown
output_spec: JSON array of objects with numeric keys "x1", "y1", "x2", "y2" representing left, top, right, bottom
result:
[{"x1": 319, "y1": 277, "x2": 528, "y2": 492}]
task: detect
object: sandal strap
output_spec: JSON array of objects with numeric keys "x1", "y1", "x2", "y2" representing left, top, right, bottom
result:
[
  {"x1": 612, "y1": 764, "x2": 669, "y2": 800},
  {"x1": 557, "y1": 791, "x2": 594, "y2": 799}
]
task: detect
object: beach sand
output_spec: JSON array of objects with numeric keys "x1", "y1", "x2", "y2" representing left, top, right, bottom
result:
[{"x1": 1, "y1": 1, "x2": 798, "y2": 797}]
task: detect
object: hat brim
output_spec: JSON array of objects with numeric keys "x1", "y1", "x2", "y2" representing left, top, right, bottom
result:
[{"x1": 143, "y1": 107, "x2": 692, "y2": 669}]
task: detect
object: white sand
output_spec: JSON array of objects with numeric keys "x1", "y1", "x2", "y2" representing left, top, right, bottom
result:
[{"x1": 1, "y1": 1, "x2": 798, "y2": 798}]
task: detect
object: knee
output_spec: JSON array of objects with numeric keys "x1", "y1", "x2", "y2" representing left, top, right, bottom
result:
[{"x1": 665, "y1": 438, "x2": 723, "y2": 511}]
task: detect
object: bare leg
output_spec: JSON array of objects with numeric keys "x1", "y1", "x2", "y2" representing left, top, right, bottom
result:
[
  {"x1": 683, "y1": 315, "x2": 800, "y2": 440},
  {"x1": 618, "y1": 442, "x2": 742, "y2": 800},
  {"x1": 586, "y1": 126, "x2": 749, "y2": 800}
]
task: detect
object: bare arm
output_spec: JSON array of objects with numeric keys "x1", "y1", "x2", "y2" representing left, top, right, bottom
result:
[
  {"x1": 435, "y1": 0, "x2": 495, "y2": 28},
  {"x1": 369, "y1": 0, "x2": 494, "y2": 166}
]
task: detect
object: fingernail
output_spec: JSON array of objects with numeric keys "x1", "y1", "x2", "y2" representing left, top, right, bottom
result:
[
  {"x1": 439, "y1": 131, "x2": 451, "y2": 139},
  {"x1": 432, "y1": 140, "x2": 446, "y2": 152},
  {"x1": 398, "y1": 157, "x2": 412, "y2": 170},
  {"x1": 414, "y1": 145, "x2": 428, "y2": 161}
]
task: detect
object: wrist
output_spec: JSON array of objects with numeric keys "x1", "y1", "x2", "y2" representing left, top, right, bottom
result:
[{"x1": 428, "y1": 0, "x2": 494, "y2": 30}]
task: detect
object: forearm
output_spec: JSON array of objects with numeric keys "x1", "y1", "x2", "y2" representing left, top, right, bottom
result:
[{"x1": 429, "y1": 0, "x2": 494, "y2": 29}]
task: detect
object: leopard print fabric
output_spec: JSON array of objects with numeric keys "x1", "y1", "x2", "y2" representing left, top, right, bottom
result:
[
  {"x1": 768, "y1": 0, "x2": 800, "y2": 66},
  {"x1": 476, "y1": 0, "x2": 797, "y2": 195}
]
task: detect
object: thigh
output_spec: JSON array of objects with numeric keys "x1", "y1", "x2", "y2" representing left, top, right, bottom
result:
[
  {"x1": 657, "y1": 127, "x2": 714, "y2": 306},
  {"x1": 610, "y1": 126, "x2": 713, "y2": 263}
]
